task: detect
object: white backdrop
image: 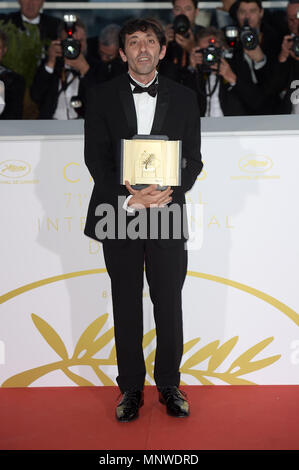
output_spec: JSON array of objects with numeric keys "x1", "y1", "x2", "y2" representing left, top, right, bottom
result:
[{"x1": 0, "y1": 127, "x2": 299, "y2": 387}]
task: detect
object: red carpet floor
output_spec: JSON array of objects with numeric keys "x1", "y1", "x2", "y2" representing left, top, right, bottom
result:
[{"x1": 0, "y1": 385, "x2": 299, "y2": 450}]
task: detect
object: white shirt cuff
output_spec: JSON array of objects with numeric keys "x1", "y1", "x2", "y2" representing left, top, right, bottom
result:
[
  {"x1": 45, "y1": 65, "x2": 54, "y2": 74},
  {"x1": 122, "y1": 195, "x2": 135, "y2": 213},
  {"x1": 254, "y1": 56, "x2": 267, "y2": 70}
]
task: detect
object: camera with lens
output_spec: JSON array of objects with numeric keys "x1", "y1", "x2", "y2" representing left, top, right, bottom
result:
[
  {"x1": 61, "y1": 14, "x2": 81, "y2": 60},
  {"x1": 173, "y1": 14, "x2": 191, "y2": 39},
  {"x1": 196, "y1": 40, "x2": 223, "y2": 72},
  {"x1": 240, "y1": 19, "x2": 259, "y2": 50}
]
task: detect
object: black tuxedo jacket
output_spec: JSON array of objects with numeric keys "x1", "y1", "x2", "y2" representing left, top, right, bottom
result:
[
  {"x1": 0, "y1": 66, "x2": 25, "y2": 119},
  {"x1": 84, "y1": 73, "x2": 203, "y2": 242}
]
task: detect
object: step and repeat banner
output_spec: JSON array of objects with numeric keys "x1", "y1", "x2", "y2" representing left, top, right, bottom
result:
[{"x1": 0, "y1": 127, "x2": 299, "y2": 387}]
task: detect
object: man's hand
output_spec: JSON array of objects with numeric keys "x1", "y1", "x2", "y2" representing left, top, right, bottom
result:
[
  {"x1": 46, "y1": 40, "x2": 62, "y2": 69},
  {"x1": 189, "y1": 46, "x2": 203, "y2": 68},
  {"x1": 244, "y1": 44, "x2": 265, "y2": 63},
  {"x1": 125, "y1": 181, "x2": 173, "y2": 209},
  {"x1": 165, "y1": 24, "x2": 175, "y2": 45},
  {"x1": 278, "y1": 35, "x2": 297, "y2": 63},
  {"x1": 212, "y1": 58, "x2": 237, "y2": 84},
  {"x1": 217, "y1": 0, "x2": 236, "y2": 12},
  {"x1": 65, "y1": 53, "x2": 90, "y2": 76},
  {"x1": 175, "y1": 29, "x2": 195, "y2": 53}
]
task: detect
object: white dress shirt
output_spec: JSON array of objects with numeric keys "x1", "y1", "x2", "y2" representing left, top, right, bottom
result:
[
  {"x1": 45, "y1": 64, "x2": 80, "y2": 120},
  {"x1": 21, "y1": 14, "x2": 40, "y2": 25},
  {"x1": 205, "y1": 74, "x2": 224, "y2": 117},
  {"x1": 123, "y1": 72, "x2": 158, "y2": 213}
]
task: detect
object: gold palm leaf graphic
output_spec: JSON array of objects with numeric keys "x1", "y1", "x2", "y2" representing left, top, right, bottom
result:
[{"x1": 1, "y1": 314, "x2": 281, "y2": 387}]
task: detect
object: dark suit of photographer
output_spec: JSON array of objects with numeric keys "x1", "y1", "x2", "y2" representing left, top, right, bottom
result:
[
  {"x1": 0, "y1": 66, "x2": 25, "y2": 119},
  {"x1": 30, "y1": 23, "x2": 102, "y2": 119},
  {"x1": 226, "y1": 0, "x2": 281, "y2": 114},
  {"x1": 265, "y1": 2, "x2": 299, "y2": 114},
  {"x1": 266, "y1": 35, "x2": 299, "y2": 114}
]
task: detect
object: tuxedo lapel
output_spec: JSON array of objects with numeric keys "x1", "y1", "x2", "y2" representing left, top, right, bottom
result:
[
  {"x1": 118, "y1": 75, "x2": 137, "y2": 136},
  {"x1": 151, "y1": 75, "x2": 169, "y2": 135}
]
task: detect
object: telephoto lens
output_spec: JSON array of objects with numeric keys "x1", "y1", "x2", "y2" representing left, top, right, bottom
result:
[
  {"x1": 240, "y1": 19, "x2": 259, "y2": 50},
  {"x1": 173, "y1": 14, "x2": 191, "y2": 39}
]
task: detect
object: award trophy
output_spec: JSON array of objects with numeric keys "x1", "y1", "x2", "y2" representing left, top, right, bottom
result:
[{"x1": 120, "y1": 135, "x2": 182, "y2": 190}]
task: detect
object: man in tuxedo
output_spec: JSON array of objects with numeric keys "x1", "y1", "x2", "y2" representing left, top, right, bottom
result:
[{"x1": 84, "y1": 18, "x2": 203, "y2": 422}]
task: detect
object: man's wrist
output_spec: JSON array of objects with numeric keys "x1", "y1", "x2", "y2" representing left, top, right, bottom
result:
[
  {"x1": 227, "y1": 72, "x2": 237, "y2": 85},
  {"x1": 278, "y1": 52, "x2": 288, "y2": 63},
  {"x1": 79, "y1": 62, "x2": 90, "y2": 77},
  {"x1": 123, "y1": 195, "x2": 135, "y2": 213}
]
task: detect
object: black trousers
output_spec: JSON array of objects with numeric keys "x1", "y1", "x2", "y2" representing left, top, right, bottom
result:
[{"x1": 102, "y1": 238, "x2": 188, "y2": 393}]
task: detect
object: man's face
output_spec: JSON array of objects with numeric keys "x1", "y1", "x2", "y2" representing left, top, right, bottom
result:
[
  {"x1": 236, "y1": 2, "x2": 264, "y2": 29},
  {"x1": 98, "y1": 42, "x2": 118, "y2": 62},
  {"x1": 18, "y1": 0, "x2": 44, "y2": 20},
  {"x1": 0, "y1": 39, "x2": 7, "y2": 63},
  {"x1": 287, "y1": 4, "x2": 299, "y2": 35},
  {"x1": 173, "y1": 0, "x2": 198, "y2": 27},
  {"x1": 119, "y1": 29, "x2": 166, "y2": 80}
]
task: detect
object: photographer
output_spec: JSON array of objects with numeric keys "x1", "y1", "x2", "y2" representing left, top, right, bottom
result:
[
  {"x1": 30, "y1": 18, "x2": 102, "y2": 119},
  {"x1": 0, "y1": 30, "x2": 25, "y2": 119},
  {"x1": 86, "y1": 23, "x2": 126, "y2": 82},
  {"x1": 163, "y1": 0, "x2": 204, "y2": 79},
  {"x1": 183, "y1": 27, "x2": 245, "y2": 116},
  {"x1": 222, "y1": 0, "x2": 280, "y2": 114},
  {"x1": 267, "y1": 1, "x2": 299, "y2": 114},
  {"x1": 233, "y1": 0, "x2": 282, "y2": 59}
]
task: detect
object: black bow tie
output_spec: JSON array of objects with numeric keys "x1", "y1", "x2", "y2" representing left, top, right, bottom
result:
[{"x1": 129, "y1": 75, "x2": 158, "y2": 98}]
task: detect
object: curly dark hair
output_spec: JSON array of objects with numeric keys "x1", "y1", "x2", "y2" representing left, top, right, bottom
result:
[{"x1": 119, "y1": 18, "x2": 166, "y2": 52}]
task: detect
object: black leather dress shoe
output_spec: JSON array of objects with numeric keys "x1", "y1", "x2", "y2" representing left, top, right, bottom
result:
[
  {"x1": 115, "y1": 390, "x2": 144, "y2": 422},
  {"x1": 158, "y1": 386, "x2": 190, "y2": 417}
]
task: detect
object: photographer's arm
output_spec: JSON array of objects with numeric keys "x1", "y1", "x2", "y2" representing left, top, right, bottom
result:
[
  {"x1": 64, "y1": 53, "x2": 90, "y2": 77},
  {"x1": 175, "y1": 29, "x2": 196, "y2": 53},
  {"x1": 30, "y1": 63, "x2": 58, "y2": 104},
  {"x1": 30, "y1": 40, "x2": 62, "y2": 104}
]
